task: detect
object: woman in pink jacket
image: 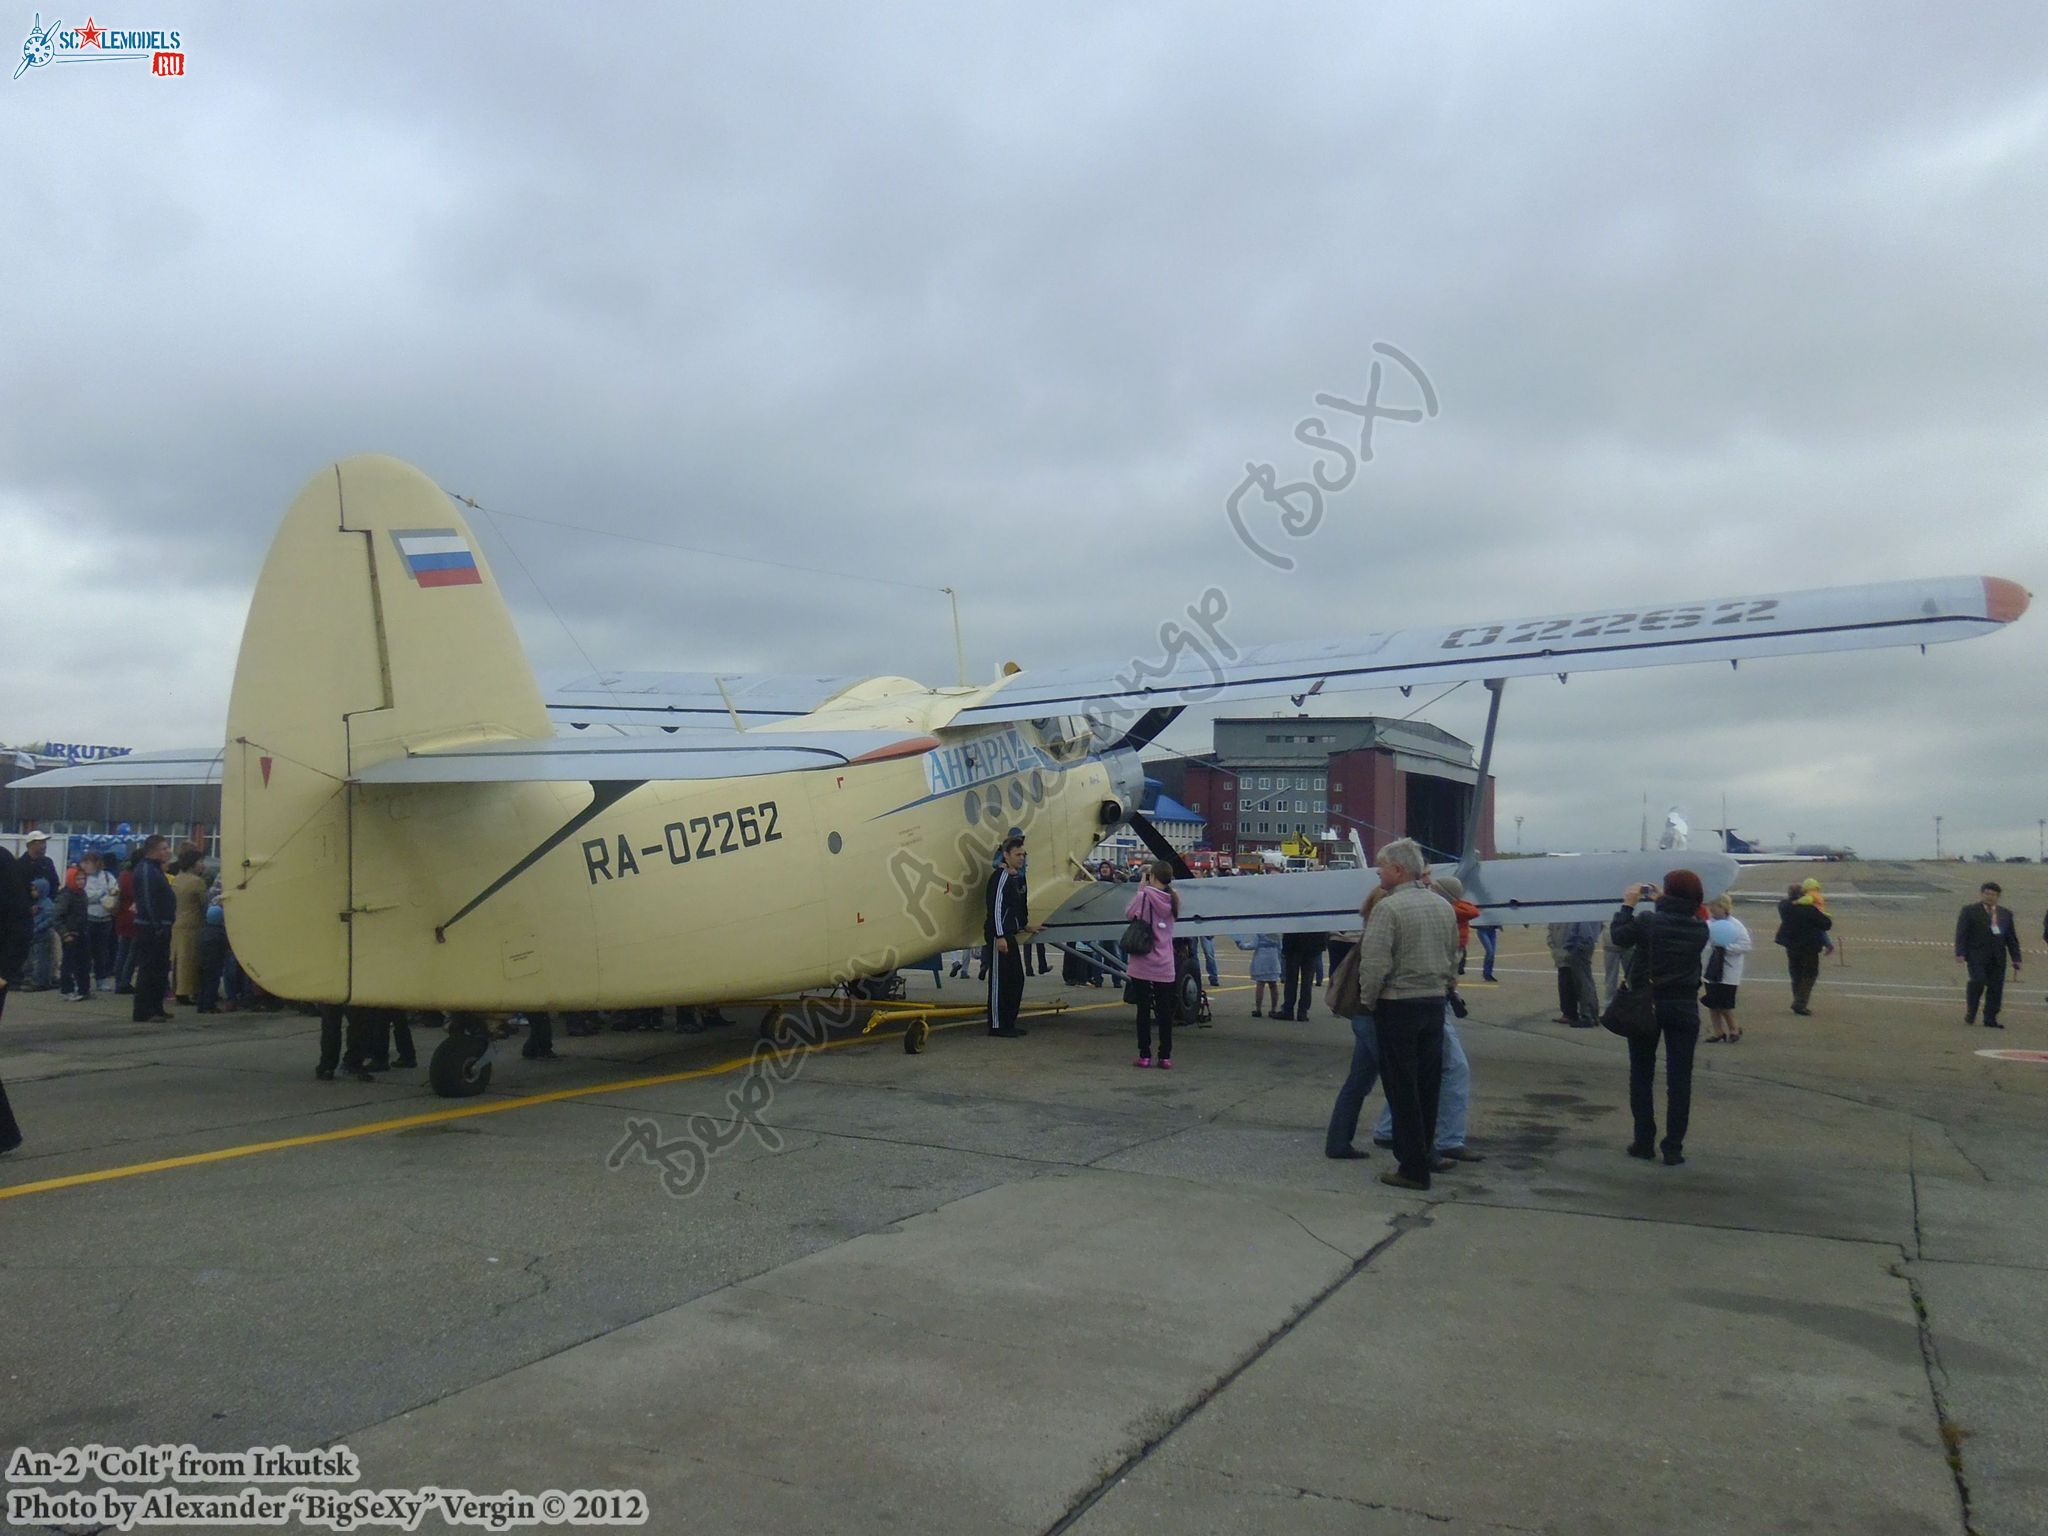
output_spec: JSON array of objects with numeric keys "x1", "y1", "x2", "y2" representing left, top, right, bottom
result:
[{"x1": 1125, "y1": 861, "x2": 1182, "y2": 1069}]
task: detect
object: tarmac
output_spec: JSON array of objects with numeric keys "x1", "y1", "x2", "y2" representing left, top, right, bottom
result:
[{"x1": 2, "y1": 858, "x2": 2044, "y2": 1535}]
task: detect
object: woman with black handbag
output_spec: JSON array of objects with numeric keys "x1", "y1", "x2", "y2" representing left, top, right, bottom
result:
[
  {"x1": 1609, "y1": 871, "x2": 1709, "y2": 1166},
  {"x1": 1122, "y1": 862, "x2": 1181, "y2": 1069}
]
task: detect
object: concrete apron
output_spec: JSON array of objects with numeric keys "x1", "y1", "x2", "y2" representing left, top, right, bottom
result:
[{"x1": 342, "y1": 1174, "x2": 1958, "y2": 1536}]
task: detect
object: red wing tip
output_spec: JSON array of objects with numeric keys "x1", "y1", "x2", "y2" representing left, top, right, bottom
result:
[{"x1": 1983, "y1": 578, "x2": 2031, "y2": 624}]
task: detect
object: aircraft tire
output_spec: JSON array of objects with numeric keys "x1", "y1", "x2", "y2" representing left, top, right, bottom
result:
[{"x1": 429, "y1": 1031, "x2": 492, "y2": 1098}]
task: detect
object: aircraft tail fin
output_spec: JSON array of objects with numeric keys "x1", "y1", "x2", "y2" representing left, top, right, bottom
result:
[{"x1": 223, "y1": 455, "x2": 551, "y2": 999}]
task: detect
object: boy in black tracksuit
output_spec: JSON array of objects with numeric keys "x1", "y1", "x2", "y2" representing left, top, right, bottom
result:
[
  {"x1": 984, "y1": 837, "x2": 1032, "y2": 1037},
  {"x1": 54, "y1": 881, "x2": 91, "y2": 1000}
]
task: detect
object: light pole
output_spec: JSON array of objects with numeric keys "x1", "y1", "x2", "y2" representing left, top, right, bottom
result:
[
  {"x1": 2038, "y1": 818, "x2": 2044, "y2": 862},
  {"x1": 1515, "y1": 815, "x2": 1523, "y2": 853},
  {"x1": 1934, "y1": 815, "x2": 1943, "y2": 861}
]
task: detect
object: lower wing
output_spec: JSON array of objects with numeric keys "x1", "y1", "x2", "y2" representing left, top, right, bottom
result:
[{"x1": 1039, "y1": 853, "x2": 1741, "y2": 940}]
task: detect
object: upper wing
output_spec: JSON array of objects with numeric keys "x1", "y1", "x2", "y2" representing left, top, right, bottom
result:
[
  {"x1": 953, "y1": 575, "x2": 2028, "y2": 726},
  {"x1": 10, "y1": 575, "x2": 2027, "y2": 788}
]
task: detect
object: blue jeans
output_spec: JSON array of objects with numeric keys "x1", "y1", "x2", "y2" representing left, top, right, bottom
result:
[
  {"x1": 1374, "y1": 1017, "x2": 1469, "y2": 1150},
  {"x1": 1476, "y1": 927, "x2": 1498, "y2": 979},
  {"x1": 1325, "y1": 1014, "x2": 1382, "y2": 1154},
  {"x1": 1199, "y1": 936, "x2": 1218, "y2": 986}
]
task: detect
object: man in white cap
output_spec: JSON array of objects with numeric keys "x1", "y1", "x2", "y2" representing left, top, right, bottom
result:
[{"x1": 17, "y1": 832, "x2": 59, "y2": 908}]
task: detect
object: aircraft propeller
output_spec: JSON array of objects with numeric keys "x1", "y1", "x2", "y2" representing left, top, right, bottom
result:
[
  {"x1": 1125, "y1": 809, "x2": 1193, "y2": 881},
  {"x1": 1105, "y1": 705, "x2": 1182, "y2": 754}
]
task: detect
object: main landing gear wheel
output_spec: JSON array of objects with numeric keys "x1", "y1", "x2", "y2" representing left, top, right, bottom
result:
[
  {"x1": 429, "y1": 1029, "x2": 493, "y2": 1098},
  {"x1": 903, "y1": 1017, "x2": 930, "y2": 1055}
]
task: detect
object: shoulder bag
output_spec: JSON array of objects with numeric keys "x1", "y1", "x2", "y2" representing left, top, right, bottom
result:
[
  {"x1": 1326, "y1": 943, "x2": 1362, "y2": 1018},
  {"x1": 1120, "y1": 890, "x2": 1157, "y2": 955},
  {"x1": 1600, "y1": 912, "x2": 1662, "y2": 1040}
]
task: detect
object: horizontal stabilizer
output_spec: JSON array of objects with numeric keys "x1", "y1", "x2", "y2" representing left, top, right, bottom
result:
[
  {"x1": 543, "y1": 670, "x2": 875, "y2": 724},
  {"x1": 10, "y1": 729, "x2": 940, "y2": 791},
  {"x1": 353, "y1": 727, "x2": 938, "y2": 785}
]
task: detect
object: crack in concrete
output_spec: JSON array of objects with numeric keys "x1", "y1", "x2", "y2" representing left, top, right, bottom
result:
[
  {"x1": 1894, "y1": 1261, "x2": 1979, "y2": 1536},
  {"x1": 732, "y1": 1280, "x2": 1045, "y2": 1358},
  {"x1": 1908, "y1": 1133, "x2": 1925, "y2": 1264},
  {"x1": 1275, "y1": 1207, "x2": 1354, "y2": 1262},
  {"x1": 1077, "y1": 1085, "x2": 1275, "y2": 1172},
  {"x1": 325, "y1": 1169, "x2": 1021, "y2": 1452},
  {"x1": 1900, "y1": 1134, "x2": 1977, "y2": 1535},
  {"x1": 1040, "y1": 1204, "x2": 1435, "y2": 1536},
  {"x1": 1440, "y1": 1191, "x2": 1912, "y2": 1256},
  {"x1": 1168, "y1": 1464, "x2": 1543, "y2": 1531},
  {"x1": 1937, "y1": 1122, "x2": 1992, "y2": 1183}
]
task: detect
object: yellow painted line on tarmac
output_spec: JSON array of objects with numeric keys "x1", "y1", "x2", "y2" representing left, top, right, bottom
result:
[{"x1": 0, "y1": 984, "x2": 1253, "y2": 1204}]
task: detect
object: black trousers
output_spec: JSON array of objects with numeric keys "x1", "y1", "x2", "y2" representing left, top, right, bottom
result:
[
  {"x1": 1132, "y1": 978, "x2": 1177, "y2": 1059},
  {"x1": 1964, "y1": 955, "x2": 2008, "y2": 1024},
  {"x1": 1375, "y1": 998, "x2": 1445, "y2": 1184},
  {"x1": 523, "y1": 1012, "x2": 555, "y2": 1056},
  {"x1": 87, "y1": 920, "x2": 114, "y2": 982},
  {"x1": 131, "y1": 928, "x2": 173, "y2": 1020},
  {"x1": 1628, "y1": 998, "x2": 1701, "y2": 1154},
  {"x1": 985, "y1": 939, "x2": 1025, "y2": 1032},
  {"x1": 1279, "y1": 951, "x2": 1316, "y2": 1019},
  {"x1": 374, "y1": 1009, "x2": 416, "y2": 1066},
  {"x1": 1556, "y1": 966, "x2": 1578, "y2": 1019},
  {"x1": 1787, "y1": 951, "x2": 1821, "y2": 1010},
  {"x1": 318, "y1": 1004, "x2": 383, "y2": 1073},
  {"x1": 59, "y1": 934, "x2": 92, "y2": 996}
]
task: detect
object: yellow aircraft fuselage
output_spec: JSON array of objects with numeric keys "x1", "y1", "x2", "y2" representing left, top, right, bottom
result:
[{"x1": 219, "y1": 456, "x2": 1126, "y2": 1010}]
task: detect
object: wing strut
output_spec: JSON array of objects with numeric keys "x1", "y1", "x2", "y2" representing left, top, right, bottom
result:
[
  {"x1": 434, "y1": 779, "x2": 642, "y2": 942},
  {"x1": 1456, "y1": 679, "x2": 1505, "y2": 882}
]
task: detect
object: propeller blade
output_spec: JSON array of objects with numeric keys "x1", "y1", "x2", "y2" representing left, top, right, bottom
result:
[
  {"x1": 1127, "y1": 810, "x2": 1192, "y2": 881},
  {"x1": 1108, "y1": 705, "x2": 1182, "y2": 754}
]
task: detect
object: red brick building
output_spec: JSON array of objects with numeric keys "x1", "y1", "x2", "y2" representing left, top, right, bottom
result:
[{"x1": 1147, "y1": 716, "x2": 1495, "y2": 866}]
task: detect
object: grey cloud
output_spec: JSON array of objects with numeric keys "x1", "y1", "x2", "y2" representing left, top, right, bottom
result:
[{"x1": 3, "y1": 1, "x2": 2043, "y2": 856}]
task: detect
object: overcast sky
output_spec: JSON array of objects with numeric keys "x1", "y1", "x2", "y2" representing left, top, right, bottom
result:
[{"x1": 5, "y1": 3, "x2": 2043, "y2": 858}]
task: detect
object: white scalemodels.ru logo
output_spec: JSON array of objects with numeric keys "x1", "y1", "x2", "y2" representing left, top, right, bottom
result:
[{"x1": 14, "y1": 11, "x2": 185, "y2": 80}]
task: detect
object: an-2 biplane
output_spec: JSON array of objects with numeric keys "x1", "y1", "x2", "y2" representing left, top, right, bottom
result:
[{"x1": 20, "y1": 456, "x2": 2029, "y2": 1095}]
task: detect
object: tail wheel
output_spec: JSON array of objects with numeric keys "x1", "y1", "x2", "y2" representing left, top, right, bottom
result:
[
  {"x1": 429, "y1": 1031, "x2": 492, "y2": 1098},
  {"x1": 903, "y1": 1017, "x2": 930, "y2": 1055},
  {"x1": 1177, "y1": 971, "x2": 1202, "y2": 1019}
]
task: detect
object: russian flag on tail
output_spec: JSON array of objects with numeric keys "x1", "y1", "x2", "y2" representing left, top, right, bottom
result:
[{"x1": 391, "y1": 528, "x2": 482, "y2": 588}]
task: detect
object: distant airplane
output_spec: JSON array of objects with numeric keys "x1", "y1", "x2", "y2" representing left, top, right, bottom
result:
[
  {"x1": 1715, "y1": 828, "x2": 1854, "y2": 864},
  {"x1": 18, "y1": 456, "x2": 2027, "y2": 1093}
]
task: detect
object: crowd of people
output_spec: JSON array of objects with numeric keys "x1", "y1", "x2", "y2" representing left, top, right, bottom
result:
[
  {"x1": 8, "y1": 832, "x2": 253, "y2": 1019},
  {"x1": 4, "y1": 823, "x2": 2043, "y2": 1167}
]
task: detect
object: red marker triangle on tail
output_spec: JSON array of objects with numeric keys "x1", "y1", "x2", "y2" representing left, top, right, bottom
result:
[{"x1": 259, "y1": 755, "x2": 273, "y2": 787}]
